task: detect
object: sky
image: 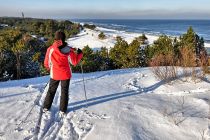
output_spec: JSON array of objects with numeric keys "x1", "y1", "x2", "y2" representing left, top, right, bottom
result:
[{"x1": 0, "y1": 0, "x2": 210, "y2": 19}]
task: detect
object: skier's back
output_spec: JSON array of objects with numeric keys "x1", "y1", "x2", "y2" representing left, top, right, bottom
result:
[{"x1": 43, "y1": 31, "x2": 83, "y2": 114}]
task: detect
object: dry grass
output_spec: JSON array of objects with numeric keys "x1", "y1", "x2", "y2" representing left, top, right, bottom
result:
[
  {"x1": 178, "y1": 47, "x2": 197, "y2": 79},
  {"x1": 150, "y1": 46, "x2": 209, "y2": 83},
  {"x1": 178, "y1": 47, "x2": 207, "y2": 82},
  {"x1": 199, "y1": 52, "x2": 210, "y2": 74},
  {"x1": 150, "y1": 53, "x2": 177, "y2": 83}
]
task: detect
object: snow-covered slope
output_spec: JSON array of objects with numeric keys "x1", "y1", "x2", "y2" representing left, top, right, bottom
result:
[{"x1": 0, "y1": 68, "x2": 209, "y2": 140}]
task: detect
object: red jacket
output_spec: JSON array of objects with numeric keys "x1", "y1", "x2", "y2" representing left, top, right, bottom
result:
[{"x1": 44, "y1": 40, "x2": 83, "y2": 80}]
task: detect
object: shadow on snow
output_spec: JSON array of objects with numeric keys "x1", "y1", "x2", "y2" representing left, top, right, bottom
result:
[{"x1": 67, "y1": 78, "x2": 164, "y2": 112}]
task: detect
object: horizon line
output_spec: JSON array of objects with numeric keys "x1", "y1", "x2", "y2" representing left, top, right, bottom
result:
[{"x1": 1, "y1": 16, "x2": 210, "y2": 21}]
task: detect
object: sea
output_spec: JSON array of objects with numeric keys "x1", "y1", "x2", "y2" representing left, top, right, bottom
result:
[{"x1": 73, "y1": 19, "x2": 210, "y2": 42}]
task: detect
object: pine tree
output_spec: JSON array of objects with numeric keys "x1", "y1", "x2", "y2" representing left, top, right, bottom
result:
[
  {"x1": 109, "y1": 38, "x2": 129, "y2": 68},
  {"x1": 81, "y1": 45, "x2": 99, "y2": 72},
  {"x1": 11, "y1": 39, "x2": 27, "y2": 79},
  {"x1": 179, "y1": 26, "x2": 207, "y2": 67},
  {"x1": 180, "y1": 26, "x2": 196, "y2": 51},
  {"x1": 126, "y1": 39, "x2": 141, "y2": 67},
  {"x1": 180, "y1": 26, "x2": 205, "y2": 56},
  {"x1": 153, "y1": 35, "x2": 174, "y2": 55}
]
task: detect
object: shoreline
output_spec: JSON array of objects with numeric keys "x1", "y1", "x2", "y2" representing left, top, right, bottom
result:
[
  {"x1": 76, "y1": 20, "x2": 210, "y2": 41},
  {"x1": 68, "y1": 25, "x2": 210, "y2": 49},
  {"x1": 96, "y1": 26, "x2": 210, "y2": 48}
]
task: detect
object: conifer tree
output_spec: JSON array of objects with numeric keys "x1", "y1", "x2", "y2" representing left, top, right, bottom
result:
[
  {"x1": 153, "y1": 35, "x2": 174, "y2": 56},
  {"x1": 98, "y1": 47, "x2": 110, "y2": 70},
  {"x1": 11, "y1": 39, "x2": 27, "y2": 79},
  {"x1": 81, "y1": 45, "x2": 99, "y2": 72},
  {"x1": 127, "y1": 39, "x2": 141, "y2": 67},
  {"x1": 180, "y1": 26, "x2": 206, "y2": 56},
  {"x1": 109, "y1": 38, "x2": 129, "y2": 68}
]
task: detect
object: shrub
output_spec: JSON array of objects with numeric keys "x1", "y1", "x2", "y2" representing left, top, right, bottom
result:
[
  {"x1": 150, "y1": 53, "x2": 177, "y2": 82},
  {"x1": 178, "y1": 46, "x2": 196, "y2": 79},
  {"x1": 136, "y1": 34, "x2": 148, "y2": 44},
  {"x1": 98, "y1": 32, "x2": 106, "y2": 40},
  {"x1": 178, "y1": 46, "x2": 205, "y2": 82},
  {"x1": 199, "y1": 50, "x2": 210, "y2": 74},
  {"x1": 83, "y1": 24, "x2": 96, "y2": 30}
]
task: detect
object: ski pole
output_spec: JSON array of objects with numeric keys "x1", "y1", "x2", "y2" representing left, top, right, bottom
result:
[{"x1": 80, "y1": 62, "x2": 88, "y2": 101}]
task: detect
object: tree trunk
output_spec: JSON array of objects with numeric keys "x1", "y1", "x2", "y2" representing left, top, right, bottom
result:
[
  {"x1": 16, "y1": 54, "x2": 21, "y2": 79},
  {"x1": 0, "y1": 52, "x2": 4, "y2": 74}
]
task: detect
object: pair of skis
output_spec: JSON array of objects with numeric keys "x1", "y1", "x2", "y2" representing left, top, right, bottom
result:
[{"x1": 34, "y1": 62, "x2": 88, "y2": 139}]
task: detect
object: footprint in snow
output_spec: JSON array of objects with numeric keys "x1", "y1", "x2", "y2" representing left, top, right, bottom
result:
[
  {"x1": 84, "y1": 110, "x2": 111, "y2": 120},
  {"x1": 58, "y1": 114, "x2": 79, "y2": 140},
  {"x1": 64, "y1": 111, "x2": 94, "y2": 139}
]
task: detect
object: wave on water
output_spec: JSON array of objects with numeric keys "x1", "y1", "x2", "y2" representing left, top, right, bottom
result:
[{"x1": 110, "y1": 24, "x2": 127, "y2": 28}]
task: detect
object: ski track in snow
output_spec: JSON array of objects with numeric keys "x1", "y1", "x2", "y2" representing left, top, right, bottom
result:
[{"x1": 28, "y1": 71, "x2": 112, "y2": 140}]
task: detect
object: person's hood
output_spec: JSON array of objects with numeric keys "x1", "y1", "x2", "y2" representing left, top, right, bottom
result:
[
  {"x1": 60, "y1": 45, "x2": 71, "y2": 54},
  {"x1": 52, "y1": 40, "x2": 76, "y2": 54}
]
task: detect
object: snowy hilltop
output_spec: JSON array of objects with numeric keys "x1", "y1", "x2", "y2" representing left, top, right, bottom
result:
[{"x1": 0, "y1": 68, "x2": 209, "y2": 140}]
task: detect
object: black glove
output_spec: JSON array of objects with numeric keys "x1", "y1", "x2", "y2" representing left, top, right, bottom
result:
[{"x1": 77, "y1": 48, "x2": 82, "y2": 54}]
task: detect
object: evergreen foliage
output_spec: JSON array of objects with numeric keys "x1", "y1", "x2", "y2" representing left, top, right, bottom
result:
[
  {"x1": 109, "y1": 37, "x2": 129, "y2": 68},
  {"x1": 83, "y1": 24, "x2": 96, "y2": 30}
]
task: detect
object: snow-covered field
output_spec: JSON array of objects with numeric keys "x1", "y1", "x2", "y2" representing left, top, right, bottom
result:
[
  {"x1": 67, "y1": 27, "x2": 210, "y2": 50},
  {"x1": 0, "y1": 68, "x2": 209, "y2": 140}
]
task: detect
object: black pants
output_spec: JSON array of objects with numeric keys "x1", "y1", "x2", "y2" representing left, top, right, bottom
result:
[{"x1": 43, "y1": 78, "x2": 70, "y2": 113}]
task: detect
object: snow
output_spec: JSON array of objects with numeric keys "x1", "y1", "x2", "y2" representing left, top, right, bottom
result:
[
  {"x1": 205, "y1": 43, "x2": 210, "y2": 48},
  {"x1": 67, "y1": 27, "x2": 210, "y2": 50},
  {"x1": 0, "y1": 24, "x2": 9, "y2": 27},
  {"x1": 67, "y1": 27, "x2": 158, "y2": 50},
  {"x1": 0, "y1": 68, "x2": 209, "y2": 140}
]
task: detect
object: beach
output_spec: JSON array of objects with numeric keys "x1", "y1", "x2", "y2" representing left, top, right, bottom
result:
[{"x1": 68, "y1": 26, "x2": 210, "y2": 50}]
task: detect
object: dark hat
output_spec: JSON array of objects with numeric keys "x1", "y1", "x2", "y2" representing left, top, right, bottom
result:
[{"x1": 55, "y1": 31, "x2": 66, "y2": 42}]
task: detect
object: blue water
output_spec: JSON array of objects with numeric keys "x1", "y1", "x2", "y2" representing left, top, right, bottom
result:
[{"x1": 73, "y1": 19, "x2": 210, "y2": 42}]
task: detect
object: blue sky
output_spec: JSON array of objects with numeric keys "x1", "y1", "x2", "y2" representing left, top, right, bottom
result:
[{"x1": 0, "y1": 0, "x2": 210, "y2": 19}]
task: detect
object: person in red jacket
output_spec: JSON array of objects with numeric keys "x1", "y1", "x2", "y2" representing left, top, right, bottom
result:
[{"x1": 43, "y1": 31, "x2": 83, "y2": 114}]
